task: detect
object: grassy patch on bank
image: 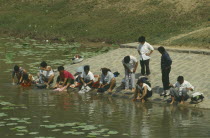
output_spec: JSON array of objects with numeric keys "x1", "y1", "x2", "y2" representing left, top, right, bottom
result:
[
  {"x1": 0, "y1": 0, "x2": 209, "y2": 46},
  {"x1": 169, "y1": 29, "x2": 210, "y2": 48}
]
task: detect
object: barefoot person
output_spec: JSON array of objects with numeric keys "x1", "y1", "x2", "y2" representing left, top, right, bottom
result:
[
  {"x1": 38, "y1": 61, "x2": 54, "y2": 88},
  {"x1": 54, "y1": 66, "x2": 74, "y2": 91},
  {"x1": 80, "y1": 65, "x2": 95, "y2": 88},
  {"x1": 133, "y1": 79, "x2": 152, "y2": 103},
  {"x1": 12, "y1": 65, "x2": 26, "y2": 85},
  {"x1": 122, "y1": 55, "x2": 138, "y2": 92},
  {"x1": 98, "y1": 68, "x2": 116, "y2": 93},
  {"x1": 170, "y1": 76, "x2": 194, "y2": 104},
  {"x1": 137, "y1": 36, "x2": 154, "y2": 76},
  {"x1": 158, "y1": 46, "x2": 172, "y2": 96}
]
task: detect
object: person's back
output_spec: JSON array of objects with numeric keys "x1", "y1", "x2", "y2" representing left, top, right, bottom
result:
[{"x1": 62, "y1": 70, "x2": 74, "y2": 80}]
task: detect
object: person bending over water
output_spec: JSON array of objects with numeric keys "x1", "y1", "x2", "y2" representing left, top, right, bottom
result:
[
  {"x1": 54, "y1": 66, "x2": 74, "y2": 91},
  {"x1": 98, "y1": 68, "x2": 116, "y2": 93},
  {"x1": 170, "y1": 76, "x2": 194, "y2": 104},
  {"x1": 21, "y1": 73, "x2": 34, "y2": 87},
  {"x1": 38, "y1": 61, "x2": 54, "y2": 88},
  {"x1": 133, "y1": 79, "x2": 152, "y2": 103},
  {"x1": 122, "y1": 55, "x2": 138, "y2": 92},
  {"x1": 80, "y1": 65, "x2": 95, "y2": 88},
  {"x1": 12, "y1": 65, "x2": 27, "y2": 85}
]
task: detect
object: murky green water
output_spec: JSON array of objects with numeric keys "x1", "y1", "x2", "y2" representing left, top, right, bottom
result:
[{"x1": 1, "y1": 37, "x2": 210, "y2": 138}]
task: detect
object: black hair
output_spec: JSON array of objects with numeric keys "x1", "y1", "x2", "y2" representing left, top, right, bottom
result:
[
  {"x1": 84, "y1": 65, "x2": 90, "y2": 71},
  {"x1": 124, "y1": 56, "x2": 130, "y2": 64},
  {"x1": 58, "y1": 66, "x2": 64, "y2": 71},
  {"x1": 138, "y1": 36, "x2": 146, "y2": 43},
  {"x1": 14, "y1": 65, "x2": 19, "y2": 72},
  {"x1": 158, "y1": 46, "x2": 165, "y2": 53},
  {"x1": 177, "y1": 76, "x2": 184, "y2": 82},
  {"x1": 101, "y1": 68, "x2": 111, "y2": 75},
  {"x1": 137, "y1": 79, "x2": 144, "y2": 84},
  {"x1": 40, "y1": 61, "x2": 47, "y2": 68}
]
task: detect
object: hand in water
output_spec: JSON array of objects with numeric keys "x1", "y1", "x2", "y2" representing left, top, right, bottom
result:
[{"x1": 12, "y1": 83, "x2": 16, "y2": 85}]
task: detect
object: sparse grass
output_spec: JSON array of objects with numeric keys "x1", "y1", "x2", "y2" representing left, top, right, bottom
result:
[
  {"x1": 0, "y1": 0, "x2": 209, "y2": 46},
  {"x1": 170, "y1": 29, "x2": 210, "y2": 48}
]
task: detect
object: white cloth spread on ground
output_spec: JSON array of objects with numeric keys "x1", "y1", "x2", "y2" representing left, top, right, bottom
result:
[
  {"x1": 136, "y1": 83, "x2": 152, "y2": 91},
  {"x1": 81, "y1": 71, "x2": 95, "y2": 82},
  {"x1": 137, "y1": 42, "x2": 154, "y2": 60},
  {"x1": 173, "y1": 80, "x2": 194, "y2": 92},
  {"x1": 100, "y1": 71, "x2": 114, "y2": 84},
  {"x1": 122, "y1": 55, "x2": 137, "y2": 72},
  {"x1": 78, "y1": 86, "x2": 91, "y2": 93}
]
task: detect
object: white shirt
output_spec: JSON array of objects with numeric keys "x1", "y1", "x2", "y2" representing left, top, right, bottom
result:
[
  {"x1": 173, "y1": 80, "x2": 194, "y2": 92},
  {"x1": 100, "y1": 71, "x2": 114, "y2": 84},
  {"x1": 39, "y1": 67, "x2": 54, "y2": 78},
  {"x1": 136, "y1": 83, "x2": 152, "y2": 91},
  {"x1": 137, "y1": 42, "x2": 154, "y2": 60},
  {"x1": 81, "y1": 71, "x2": 95, "y2": 82},
  {"x1": 122, "y1": 55, "x2": 138, "y2": 72}
]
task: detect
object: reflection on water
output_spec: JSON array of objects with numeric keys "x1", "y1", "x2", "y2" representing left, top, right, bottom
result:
[
  {"x1": 1, "y1": 85, "x2": 210, "y2": 138},
  {"x1": 1, "y1": 38, "x2": 210, "y2": 137}
]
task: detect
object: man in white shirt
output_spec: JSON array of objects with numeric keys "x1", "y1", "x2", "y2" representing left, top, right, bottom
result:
[
  {"x1": 137, "y1": 36, "x2": 154, "y2": 76},
  {"x1": 170, "y1": 76, "x2": 194, "y2": 104},
  {"x1": 98, "y1": 68, "x2": 116, "y2": 93},
  {"x1": 80, "y1": 65, "x2": 95, "y2": 87},
  {"x1": 122, "y1": 55, "x2": 138, "y2": 92}
]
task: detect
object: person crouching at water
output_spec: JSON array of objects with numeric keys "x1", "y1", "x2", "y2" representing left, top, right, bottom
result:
[
  {"x1": 54, "y1": 66, "x2": 74, "y2": 91},
  {"x1": 98, "y1": 68, "x2": 116, "y2": 93},
  {"x1": 122, "y1": 55, "x2": 138, "y2": 92},
  {"x1": 21, "y1": 73, "x2": 34, "y2": 87},
  {"x1": 38, "y1": 61, "x2": 54, "y2": 88},
  {"x1": 12, "y1": 65, "x2": 27, "y2": 85},
  {"x1": 133, "y1": 79, "x2": 152, "y2": 103},
  {"x1": 80, "y1": 65, "x2": 95, "y2": 88},
  {"x1": 169, "y1": 76, "x2": 194, "y2": 104}
]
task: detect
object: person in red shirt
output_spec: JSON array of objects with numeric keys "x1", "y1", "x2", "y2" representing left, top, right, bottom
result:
[{"x1": 54, "y1": 66, "x2": 74, "y2": 91}]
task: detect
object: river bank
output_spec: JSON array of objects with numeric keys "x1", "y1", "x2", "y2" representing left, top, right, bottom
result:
[{"x1": 61, "y1": 43, "x2": 210, "y2": 109}]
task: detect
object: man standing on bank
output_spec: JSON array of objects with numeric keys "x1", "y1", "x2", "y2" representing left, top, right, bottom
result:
[
  {"x1": 158, "y1": 46, "x2": 172, "y2": 96},
  {"x1": 137, "y1": 36, "x2": 154, "y2": 76}
]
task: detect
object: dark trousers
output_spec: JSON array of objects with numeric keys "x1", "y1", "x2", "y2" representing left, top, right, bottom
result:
[
  {"x1": 140, "y1": 59, "x2": 150, "y2": 75},
  {"x1": 56, "y1": 76, "x2": 74, "y2": 85},
  {"x1": 162, "y1": 67, "x2": 171, "y2": 90}
]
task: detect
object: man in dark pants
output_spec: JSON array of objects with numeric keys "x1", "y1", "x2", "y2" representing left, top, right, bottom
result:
[
  {"x1": 158, "y1": 46, "x2": 172, "y2": 96},
  {"x1": 137, "y1": 36, "x2": 154, "y2": 76}
]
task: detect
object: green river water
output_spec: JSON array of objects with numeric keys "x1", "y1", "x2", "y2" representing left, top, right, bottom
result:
[{"x1": 0, "y1": 37, "x2": 210, "y2": 138}]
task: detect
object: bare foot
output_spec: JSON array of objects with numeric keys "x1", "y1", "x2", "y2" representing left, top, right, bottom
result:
[
  {"x1": 107, "y1": 89, "x2": 112, "y2": 93},
  {"x1": 141, "y1": 99, "x2": 145, "y2": 103},
  {"x1": 131, "y1": 88, "x2": 135, "y2": 93},
  {"x1": 125, "y1": 89, "x2": 130, "y2": 91},
  {"x1": 136, "y1": 96, "x2": 141, "y2": 100},
  {"x1": 170, "y1": 101, "x2": 174, "y2": 104},
  {"x1": 180, "y1": 101, "x2": 184, "y2": 104}
]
